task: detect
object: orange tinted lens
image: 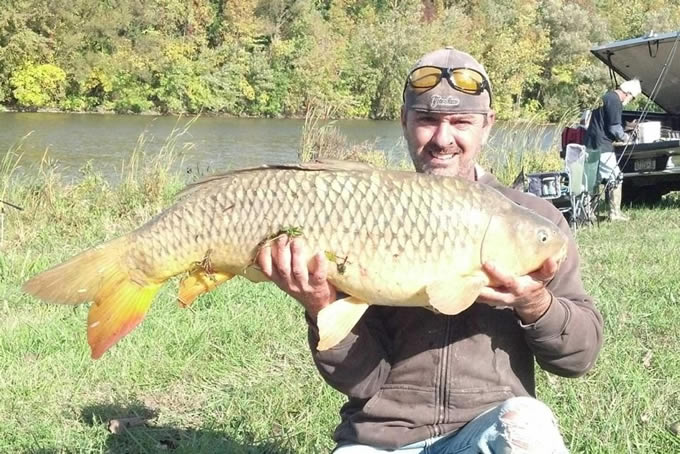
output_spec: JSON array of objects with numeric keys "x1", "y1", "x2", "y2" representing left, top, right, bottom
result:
[
  {"x1": 451, "y1": 69, "x2": 484, "y2": 93},
  {"x1": 409, "y1": 67, "x2": 443, "y2": 91}
]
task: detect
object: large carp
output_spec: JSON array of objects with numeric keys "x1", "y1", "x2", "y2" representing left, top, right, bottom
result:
[{"x1": 23, "y1": 160, "x2": 568, "y2": 359}]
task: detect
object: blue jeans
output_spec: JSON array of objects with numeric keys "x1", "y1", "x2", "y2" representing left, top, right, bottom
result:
[{"x1": 333, "y1": 396, "x2": 569, "y2": 454}]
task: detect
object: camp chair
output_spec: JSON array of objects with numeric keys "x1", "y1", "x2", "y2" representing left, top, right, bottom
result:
[
  {"x1": 564, "y1": 144, "x2": 599, "y2": 227},
  {"x1": 584, "y1": 146, "x2": 604, "y2": 219}
]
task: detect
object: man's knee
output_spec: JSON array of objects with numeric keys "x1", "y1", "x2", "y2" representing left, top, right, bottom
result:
[
  {"x1": 493, "y1": 397, "x2": 567, "y2": 453},
  {"x1": 499, "y1": 396, "x2": 556, "y2": 424}
]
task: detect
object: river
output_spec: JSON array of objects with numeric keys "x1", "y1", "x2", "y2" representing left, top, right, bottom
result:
[{"x1": 0, "y1": 112, "x2": 560, "y2": 182}]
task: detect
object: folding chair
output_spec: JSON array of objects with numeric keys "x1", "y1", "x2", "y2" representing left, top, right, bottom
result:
[
  {"x1": 583, "y1": 146, "x2": 603, "y2": 220},
  {"x1": 564, "y1": 144, "x2": 599, "y2": 227}
]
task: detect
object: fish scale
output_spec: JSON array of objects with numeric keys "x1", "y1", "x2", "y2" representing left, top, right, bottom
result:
[{"x1": 22, "y1": 160, "x2": 568, "y2": 358}]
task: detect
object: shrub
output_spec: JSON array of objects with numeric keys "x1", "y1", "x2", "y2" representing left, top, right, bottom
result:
[{"x1": 9, "y1": 63, "x2": 67, "y2": 108}]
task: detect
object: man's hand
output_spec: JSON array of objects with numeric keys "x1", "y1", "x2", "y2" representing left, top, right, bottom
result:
[
  {"x1": 255, "y1": 236, "x2": 336, "y2": 320},
  {"x1": 624, "y1": 119, "x2": 639, "y2": 132},
  {"x1": 477, "y1": 258, "x2": 559, "y2": 324}
]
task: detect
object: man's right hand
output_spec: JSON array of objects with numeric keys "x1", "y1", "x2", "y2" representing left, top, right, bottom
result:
[{"x1": 255, "y1": 236, "x2": 336, "y2": 321}]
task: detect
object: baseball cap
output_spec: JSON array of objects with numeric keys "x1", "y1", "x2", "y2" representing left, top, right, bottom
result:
[
  {"x1": 403, "y1": 47, "x2": 493, "y2": 114},
  {"x1": 619, "y1": 79, "x2": 642, "y2": 98}
]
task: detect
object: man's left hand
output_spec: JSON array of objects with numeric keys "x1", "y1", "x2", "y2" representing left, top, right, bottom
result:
[{"x1": 477, "y1": 258, "x2": 559, "y2": 324}]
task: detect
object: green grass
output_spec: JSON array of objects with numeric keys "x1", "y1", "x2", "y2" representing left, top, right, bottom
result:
[
  {"x1": 1, "y1": 132, "x2": 679, "y2": 453},
  {"x1": 540, "y1": 199, "x2": 680, "y2": 453}
]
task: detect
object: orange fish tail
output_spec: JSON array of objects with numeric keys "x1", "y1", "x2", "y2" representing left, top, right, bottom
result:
[
  {"x1": 87, "y1": 279, "x2": 161, "y2": 359},
  {"x1": 22, "y1": 236, "x2": 161, "y2": 359}
]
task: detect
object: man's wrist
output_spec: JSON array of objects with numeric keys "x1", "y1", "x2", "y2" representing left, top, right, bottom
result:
[
  {"x1": 515, "y1": 289, "x2": 553, "y2": 324},
  {"x1": 304, "y1": 291, "x2": 345, "y2": 322}
]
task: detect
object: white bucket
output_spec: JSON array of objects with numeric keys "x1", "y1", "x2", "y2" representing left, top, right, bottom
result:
[{"x1": 638, "y1": 121, "x2": 661, "y2": 143}]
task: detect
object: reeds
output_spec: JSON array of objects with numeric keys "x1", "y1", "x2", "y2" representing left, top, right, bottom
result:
[
  {"x1": 481, "y1": 112, "x2": 578, "y2": 186},
  {"x1": 299, "y1": 105, "x2": 405, "y2": 169},
  {"x1": 1, "y1": 134, "x2": 30, "y2": 246},
  {"x1": 118, "y1": 116, "x2": 196, "y2": 212}
]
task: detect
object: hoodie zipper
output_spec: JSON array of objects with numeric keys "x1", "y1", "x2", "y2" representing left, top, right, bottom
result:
[{"x1": 433, "y1": 316, "x2": 452, "y2": 436}]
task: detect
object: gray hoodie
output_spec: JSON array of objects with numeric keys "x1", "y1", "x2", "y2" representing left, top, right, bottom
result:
[{"x1": 306, "y1": 173, "x2": 604, "y2": 449}]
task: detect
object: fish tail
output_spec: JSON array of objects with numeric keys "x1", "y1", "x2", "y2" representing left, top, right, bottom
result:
[{"x1": 22, "y1": 236, "x2": 162, "y2": 359}]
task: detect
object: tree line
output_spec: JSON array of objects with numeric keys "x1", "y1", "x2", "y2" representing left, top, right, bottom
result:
[{"x1": 1, "y1": 0, "x2": 678, "y2": 120}]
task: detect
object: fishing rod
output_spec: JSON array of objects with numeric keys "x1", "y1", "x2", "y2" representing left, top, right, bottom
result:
[{"x1": 0, "y1": 199, "x2": 23, "y2": 211}]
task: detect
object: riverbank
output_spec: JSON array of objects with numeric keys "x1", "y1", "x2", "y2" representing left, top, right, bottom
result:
[
  {"x1": 1, "y1": 105, "x2": 282, "y2": 118},
  {"x1": 0, "y1": 106, "x2": 563, "y2": 126}
]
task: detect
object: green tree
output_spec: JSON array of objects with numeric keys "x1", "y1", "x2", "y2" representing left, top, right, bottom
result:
[
  {"x1": 464, "y1": 0, "x2": 550, "y2": 119},
  {"x1": 338, "y1": 0, "x2": 472, "y2": 118},
  {"x1": 1, "y1": 0, "x2": 678, "y2": 119},
  {"x1": 0, "y1": 6, "x2": 54, "y2": 103},
  {"x1": 10, "y1": 63, "x2": 67, "y2": 108},
  {"x1": 280, "y1": 5, "x2": 350, "y2": 115},
  {"x1": 534, "y1": 0, "x2": 610, "y2": 120}
]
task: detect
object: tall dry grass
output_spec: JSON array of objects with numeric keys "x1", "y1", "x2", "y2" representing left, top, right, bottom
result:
[
  {"x1": 299, "y1": 105, "x2": 411, "y2": 169},
  {"x1": 481, "y1": 112, "x2": 577, "y2": 186}
]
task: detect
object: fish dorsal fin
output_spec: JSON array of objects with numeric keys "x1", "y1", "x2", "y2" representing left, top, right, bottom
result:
[
  {"x1": 426, "y1": 273, "x2": 488, "y2": 315},
  {"x1": 296, "y1": 159, "x2": 376, "y2": 172},
  {"x1": 176, "y1": 160, "x2": 375, "y2": 199}
]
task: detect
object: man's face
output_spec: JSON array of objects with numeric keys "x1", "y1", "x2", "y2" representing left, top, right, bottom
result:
[
  {"x1": 401, "y1": 109, "x2": 495, "y2": 181},
  {"x1": 619, "y1": 90, "x2": 633, "y2": 106}
]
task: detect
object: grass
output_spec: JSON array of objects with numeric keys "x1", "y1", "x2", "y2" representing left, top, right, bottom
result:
[
  {"x1": 1, "y1": 124, "x2": 679, "y2": 453},
  {"x1": 539, "y1": 199, "x2": 680, "y2": 452}
]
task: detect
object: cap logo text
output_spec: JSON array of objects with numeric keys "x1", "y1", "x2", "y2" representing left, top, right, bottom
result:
[{"x1": 430, "y1": 95, "x2": 461, "y2": 109}]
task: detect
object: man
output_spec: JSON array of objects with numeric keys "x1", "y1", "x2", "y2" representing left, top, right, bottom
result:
[
  {"x1": 256, "y1": 47, "x2": 603, "y2": 453},
  {"x1": 585, "y1": 78, "x2": 642, "y2": 221}
]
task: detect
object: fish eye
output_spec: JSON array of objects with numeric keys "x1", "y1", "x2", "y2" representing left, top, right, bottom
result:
[{"x1": 537, "y1": 229, "x2": 549, "y2": 243}]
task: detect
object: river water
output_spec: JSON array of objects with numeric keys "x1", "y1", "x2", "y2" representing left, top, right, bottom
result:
[{"x1": 0, "y1": 112, "x2": 559, "y2": 182}]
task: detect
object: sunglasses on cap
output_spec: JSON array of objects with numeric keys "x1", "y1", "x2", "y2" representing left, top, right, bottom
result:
[{"x1": 404, "y1": 66, "x2": 492, "y2": 105}]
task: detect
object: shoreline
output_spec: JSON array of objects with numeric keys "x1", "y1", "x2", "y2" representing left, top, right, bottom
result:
[
  {"x1": 0, "y1": 107, "x2": 557, "y2": 126},
  {"x1": 0, "y1": 106, "x2": 338, "y2": 121}
]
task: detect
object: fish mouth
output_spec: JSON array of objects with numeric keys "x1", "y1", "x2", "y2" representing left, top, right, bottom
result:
[{"x1": 554, "y1": 242, "x2": 568, "y2": 266}]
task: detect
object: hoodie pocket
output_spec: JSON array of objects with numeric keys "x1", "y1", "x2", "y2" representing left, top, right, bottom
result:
[
  {"x1": 362, "y1": 385, "x2": 437, "y2": 425},
  {"x1": 447, "y1": 386, "x2": 514, "y2": 409}
]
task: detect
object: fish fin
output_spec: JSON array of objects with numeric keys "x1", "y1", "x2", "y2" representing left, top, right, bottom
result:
[
  {"x1": 316, "y1": 296, "x2": 369, "y2": 351},
  {"x1": 176, "y1": 161, "x2": 375, "y2": 199},
  {"x1": 426, "y1": 274, "x2": 487, "y2": 315},
  {"x1": 178, "y1": 270, "x2": 233, "y2": 308},
  {"x1": 298, "y1": 159, "x2": 376, "y2": 172},
  {"x1": 22, "y1": 236, "x2": 161, "y2": 359},
  {"x1": 87, "y1": 279, "x2": 162, "y2": 359},
  {"x1": 241, "y1": 265, "x2": 269, "y2": 283},
  {"x1": 23, "y1": 236, "x2": 131, "y2": 305}
]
